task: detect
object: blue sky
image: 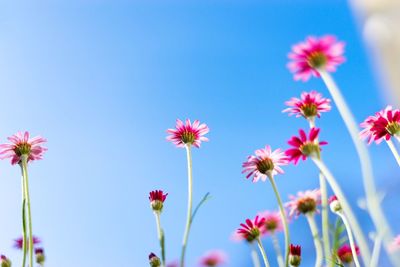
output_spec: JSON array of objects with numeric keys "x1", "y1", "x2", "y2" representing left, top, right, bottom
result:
[{"x1": 0, "y1": 1, "x2": 399, "y2": 266}]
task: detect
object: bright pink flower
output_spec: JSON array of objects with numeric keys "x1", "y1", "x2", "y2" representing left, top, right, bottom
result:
[
  {"x1": 257, "y1": 210, "x2": 283, "y2": 234},
  {"x1": 237, "y1": 216, "x2": 266, "y2": 242},
  {"x1": 242, "y1": 145, "x2": 288, "y2": 182},
  {"x1": 14, "y1": 236, "x2": 41, "y2": 250},
  {"x1": 199, "y1": 250, "x2": 227, "y2": 266},
  {"x1": 285, "y1": 128, "x2": 327, "y2": 164},
  {"x1": 0, "y1": 131, "x2": 47, "y2": 165},
  {"x1": 389, "y1": 235, "x2": 400, "y2": 253},
  {"x1": 283, "y1": 91, "x2": 331, "y2": 119},
  {"x1": 288, "y1": 35, "x2": 345, "y2": 81},
  {"x1": 149, "y1": 190, "x2": 168, "y2": 212},
  {"x1": 337, "y1": 244, "x2": 360, "y2": 263},
  {"x1": 166, "y1": 119, "x2": 209, "y2": 148},
  {"x1": 285, "y1": 189, "x2": 321, "y2": 218}
]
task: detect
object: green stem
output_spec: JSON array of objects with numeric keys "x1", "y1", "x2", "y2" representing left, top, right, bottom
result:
[
  {"x1": 20, "y1": 155, "x2": 33, "y2": 267},
  {"x1": 155, "y1": 212, "x2": 165, "y2": 267},
  {"x1": 180, "y1": 145, "x2": 193, "y2": 267},
  {"x1": 22, "y1": 198, "x2": 27, "y2": 267},
  {"x1": 337, "y1": 212, "x2": 361, "y2": 267},
  {"x1": 250, "y1": 243, "x2": 262, "y2": 267},
  {"x1": 257, "y1": 238, "x2": 271, "y2": 267},
  {"x1": 306, "y1": 214, "x2": 323, "y2": 267},
  {"x1": 268, "y1": 174, "x2": 290, "y2": 267},
  {"x1": 271, "y1": 234, "x2": 285, "y2": 267},
  {"x1": 386, "y1": 139, "x2": 400, "y2": 166}
]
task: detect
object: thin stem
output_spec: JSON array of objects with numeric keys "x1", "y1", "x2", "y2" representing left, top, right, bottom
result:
[
  {"x1": 257, "y1": 238, "x2": 271, "y2": 267},
  {"x1": 271, "y1": 234, "x2": 285, "y2": 267},
  {"x1": 386, "y1": 139, "x2": 400, "y2": 166},
  {"x1": 20, "y1": 155, "x2": 33, "y2": 267},
  {"x1": 370, "y1": 232, "x2": 383, "y2": 267},
  {"x1": 306, "y1": 214, "x2": 323, "y2": 267},
  {"x1": 21, "y1": 197, "x2": 27, "y2": 267},
  {"x1": 251, "y1": 243, "x2": 262, "y2": 267},
  {"x1": 155, "y1": 212, "x2": 165, "y2": 267},
  {"x1": 180, "y1": 145, "x2": 193, "y2": 267},
  {"x1": 268, "y1": 174, "x2": 290, "y2": 267},
  {"x1": 337, "y1": 212, "x2": 361, "y2": 267},
  {"x1": 311, "y1": 157, "x2": 369, "y2": 266}
]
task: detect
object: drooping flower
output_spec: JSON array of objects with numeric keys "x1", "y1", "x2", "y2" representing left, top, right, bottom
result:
[
  {"x1": 389, "y1": 235, "x2": 400, "y2": 253},
  {"x1": 237, "y1": 216, "x2": 266, "y2": 242},
  {"x1": 285, "y1": 189, "x2": 321, "y2": 218},
  {"x1": 149, "y1": 253, "x2": 161, "y2": 267},
  {"x1": 199, "y1": 250, "x2": 227, "y2": 266},
  {"x1": 13, "y1": 236, "x2": 41, "y2": 250},
  {"x1": 0, "y1": 131, "x2": 47, "y2": 165},
  {"x1": 286, "y1": 128, "x2": 327, "y2": 164},
  {"x1": 0, "y1": 255, "x2": 11, "y2": 267},
  {"x1": 166, "y1": 119, "x2": 209, "y2": 148},
  {"x1": 242, "y1": 146, "x2": 288, "y2": 182},
  {"x1": 287, "y1": 35, "x2": 345, "y2": 81},
  {"x1": 149, "y1": 190, "x2": 168, "y2": 212},
  {"x1": 283, "y1": 91, "x2": 331, "y2": 119},
  {"x1": 289, "y1": 244, "x2": 302, "y2": 267},
  {"x1": 337, "y1": 244, "x2": 360, "y2": 264},
  {"x1": 35, "y1": 248, "x2": 45, "y2": 265},
  {"x1": 257, "y1": 210, "x2": 283, "y2": 234}
]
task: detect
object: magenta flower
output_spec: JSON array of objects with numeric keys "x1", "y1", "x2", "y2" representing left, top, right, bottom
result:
[
  {"x1": 237, "y1": 216, "x2": 266, "y2": 242},
  {"x1": 242, "y1": 145, "x2": 288, "y2": 182},
  {"x1": 14, "y1": 236, "x2": 41, "y2": 250},
  {"x1": 0, "y1": 131, "x2": 47, "y2": 165},
  {"x1": 337, "y1": 244, "x2": 360, "y2": 263},
  {"x1": 285, "y1": 128, "x2": 327, "y2": 164},
  {"x1": 199, "y1": 250, "x2": 227, "y2": 266},
  {"x1": 289, "y1": 244, "x2": 302, "y2": 267},
  {"x1": 283, "y1": 91, "x2": 331, "y2": 119},
  {"x1": 285, "y1": 189, "x2": 321, "y2": 218},
  {"x1": 149, "y1": 190, "x2": 168, "y2": 212},
  {"x1": 389, "y1": 235, "x2": 400, "y2": 252},
  {"x1": 166, "y1": 119, "x2": 209, "y2": 148},
  {"x1": 257, "y1": 210, "x2": 283, "y2": 234},
  {"x1": 287, "y1": 35, "x2": 345, "y2": 81}
]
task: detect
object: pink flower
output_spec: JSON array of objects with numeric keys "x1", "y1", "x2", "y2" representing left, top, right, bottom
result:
[
  {"x1": 257, "y1": 210, "x2": 283, "y2": 234},
  {"x1": 389, "y1": 235, "x2": 400, "y2": 253},
  {"x1": 288, "y1": 35, "x2": 345, "y2": 81},
  {"x1": 242, "y1": 146, "x2": 288, "y2": 182},
  {"x1": 285, "y1": 189, "x2": 321, "y2": 218},
  {"x1": 149, "y1": 190, "x2": 168, "y2": 212},
  {"x1": 337, "y1": 244, "x2": 360, "y2": 263},
  {"x1": 285, "y1": 128, "x2": 327, "y2": 164},
  {"x1": 360, "y1": 106, "x2": 400, "y2": 144},
  {"x1": 14, "y1": 236, "x2": 41, "y2": 250},
  {"x1": 199, "y1": 250, "x2": 227, "y2": 266},
  {"x1": 289, "y1": 244, "x2": 302, "y2": 267},
  {"x1": 237, "y1": 216, "x2": 266, "y2": 242},
  {"x1": 0, "y1": 131, "x2": 47, "y2": 165},
  {"x1": 166, "y1": 119, "x2": 209, "y2": 148},
  {"x1": 283, "y1": 91, "x2": 331, "y2": 119}
]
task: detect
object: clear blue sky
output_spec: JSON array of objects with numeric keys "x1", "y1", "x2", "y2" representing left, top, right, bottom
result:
[{"x1": 0, "y1": 1, "x2": 399, "y2": 266}]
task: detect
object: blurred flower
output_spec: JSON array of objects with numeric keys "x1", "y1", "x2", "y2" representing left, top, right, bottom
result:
[
  {"x1": 35, "y1": 248, "x2": 45, "y2": 265},
  {"x1": 283, "y1": 91, "x2": 331, "y2": 119},
  {"x1": 149, "y1": 253, "x2": 161, "y2": 267},
  {"x1": 257, "y1": 210, "x2": 283, "y2": 234},
  {"x1": 166, "y1": 261, "x2": 179, "y2": 267},
  {"x1": 286, "y1": 128, "x2": 327, "y2": 164},
  {"x1": 287, "y1": 35, "x2": 345, "y2": 81},
  {"x1": 0, "y1": 255, "x2": 11, "y2": 267},
  {"x1": 14, "y1": 236, "x2": 41, "y2": 250},
  {"x1": 199, "y1": 250, "x2": 227, "y2": 266},
  {"x1": 329, "y1": 195, "x2": 342, "y2": 213},
  {"x1": 237, "y1": 216, "x2": 266, "y2": 242},
  {"x1": 149, "y1": 190, "x2": 168, "y2": 213},
  {"x1": 289, "y1": 244, "x2": 302, "y2": 266},
  {"x1": 337, "y1": 244, "x2": 360, "y2": 264},
  {"x1": 389, "y1": 235, "x2": 400, "y2": 253},
  {"x1": 166, "y1": 119, "x2": 209, "y2": 148},
  {"x1": 0, "y1": 131, "x2": 47, "y2": 165},
  {"x1": 242, "y1": 145, "x2": 288, "y2": 182},
  {"x1": 286, "y1": 189, "x2": 321, "y2": 218}
]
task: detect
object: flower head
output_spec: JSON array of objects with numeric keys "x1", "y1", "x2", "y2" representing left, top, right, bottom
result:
[
  {"x1": 242, "y1": 146, "x2": 288, "y2": 182},
  {"x1": 283, "y1": 91, "x2": 331, "y2": 119},
  {"x1": 237, "y1": 216, "x2": 266, "y2": 242},
  {"x1": 35, "y1": 248, "x2": 45, "y2": 265},
  {"x1": 257, "y1": 210, "x2": 283, "y2": 234},
  {"x1": 199, "y1": 250, "x2": 227, "y2": 266},
  {"x1": 288, "y1": 35, "x2": 345, "y2": 81},
  {"x1": 0, "y1": 255, "x2": 11, "y2": 267},
  {"x1": 149, "y1": 253, "x2": 161, "y2": 267},
  {"x1": 0, "y1": 131, "x2": 47, "y2": 165},
  {"x1": 329, "y1": 195, "x2": 342, "y2": 213},
  {"x1": 286, "y1": 189, "x2": 321, "y2": 217},
  {"x1": 166, "y1": 119, "x2": 209, "y2": 148},
  {"x1": 337, "y1": 244, "x2": 360, "y2": 264},
  {"x1": 389, "y1": 235, "x2": 400, "y2": 253},
  {"x1": 286, "y1": 128, "x2": 327, "y2": 164},
  {"x1": 149, "y1": 190, "x2": 168, "y2": 213},
  {"x1": 289, "y1": 244, "x2": 302, "y2": 267},
  {"x1": 14, "y1": 236, "x2": 41, "y2": 250}
]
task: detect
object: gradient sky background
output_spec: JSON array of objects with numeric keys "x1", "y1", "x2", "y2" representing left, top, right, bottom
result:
[{"x1": 0, "y1": 0, "x2": 399, "y2": 266}]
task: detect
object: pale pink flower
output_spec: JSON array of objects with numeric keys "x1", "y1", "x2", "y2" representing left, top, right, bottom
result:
[
  {"x1": 166, "y1": 119, "x2": 209, "y2": 148},
  {"x1": 283, "y1": 91, "x2": 331, "y2": 119},
  {"x1": 199, "y1": 250, "x2": 227, "y2": 266},
  {"x1": 257, "y1": 210, "x2": 283, "y2": 234},
  {"x1": 242, "y1": 145, "x2": 288, "y2": 182},
  {"x1": 389, "y1": 235, "x2": 400, "y2": 253},
  {"x1": 287, "y1": 35, "x2": 345, "y2": 81},
  {"x1": 285, "y1": 189, "x2": 321, "y2": 218},
  {"x1": 0, "y1": 131, "x2": 47, "y2": 165}
]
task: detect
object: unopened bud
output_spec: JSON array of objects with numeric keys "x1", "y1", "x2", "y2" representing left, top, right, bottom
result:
[{"x1": 149, "y1": 253, "x2": 161, "y2": 267}]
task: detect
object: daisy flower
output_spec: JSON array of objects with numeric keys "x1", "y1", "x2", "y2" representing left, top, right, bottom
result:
[
  {"x1": 257, "y1": 210, "x2": 283, "y2": 234},
  {"x1": 199, "y1": 250, "x2": 227, "y2": 267},
  {"x1": 14, "y1": 236, "x2": 41, "y2": 250},
  {"x1": 237, "y1": 216, "x2": 266, "y2": 242},
  {"x1": 337, "y1": 244, "x2": 360, "y2": 264},
  {"x1": 285, "y1": 189, "x2": 321, "y2": 218},
  {"x1": 149, "y1": 190, "x2": 168, "y2": 212},
  {"x1": 166, "y1": 119, "x2": 209, "y2": 148},
  {"x1": 283, "y1": 91, "x2": 331, "y2": 119}
]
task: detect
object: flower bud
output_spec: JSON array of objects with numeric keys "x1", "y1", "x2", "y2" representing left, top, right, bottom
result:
[
  {"x1": 329, "y1": 195, "x2": 342, "y2": 213},
  {"x1": 289, "y1": 244, "x2": 301, "y2": 266},
  {"x1": 35, "y1": 248, "x2": 45, "y2": 265},
  {"x1": 0, "y1": 255, "x2": 11, "y2": 267},
  {"x1": 149, "y1": 253, "x2": 161, "y2": 267}
]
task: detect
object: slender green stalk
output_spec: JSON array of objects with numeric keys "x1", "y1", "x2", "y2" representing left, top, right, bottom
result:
[
  {"x1": 336, "y1": 212, "x2": 360, "y2": 267},
  {"x1": 257, "y1": 238, "x2": 271, "y2": 267},
  {"x1": 386, "y1": 139, "x2": 400, "y2": 166},
  {"x1": 370, "y1": 232, "x2": 383, "y2": 267},
  {"x1": 268, "y1": 174, "x2": 290, "y2": 267},
  {"x1": 251, "y1": 243, "x2": 262, "y2": 267},
  {"x1": 21, "y1": 198, "x2": 27, "y2": 267},
  {"x1": 180, "y1": 145, "x2": 193, "y2": 267},
  {"x1": 311, "y1": 157, "x2": 369, "y2": 265},
  {"x1": 271, "y1": 234, "x2": 284, "y2": 267},
  {"x1": 306, "y1": 214, "x2": 323, "y2": 267},
  {"x1": 319, "y1": 70, "x2": 398, "y2": 265},
  {"x1": 155, "y1": 212, "x2": 165, "y2": 267},
  {"x1": 20, "y1": 155, "x2": 33, "y2": 267}
]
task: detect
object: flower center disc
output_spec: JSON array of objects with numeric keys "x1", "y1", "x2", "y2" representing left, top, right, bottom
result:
[
  {"x1": 386, "y1": 122, "x2": 400, "y2": 136},
  {"x1": 256, "y1": 158, "x2": 274, "y2": 175},
  {"x1": 181, "y1": 131, "x2": 196, "y2": 144},
  {"x1": 14, "y1": 143, "x2": 31, "y2": 157},
  {"x1": 301, "y1": 103, "x2": 318, "y2": 118},
  {"x1": 297, "y1": 197, "x2": 317, "y2": 214},
  {"x1": 307, "y1": 52, "x2": 328, "y2": 69}
]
